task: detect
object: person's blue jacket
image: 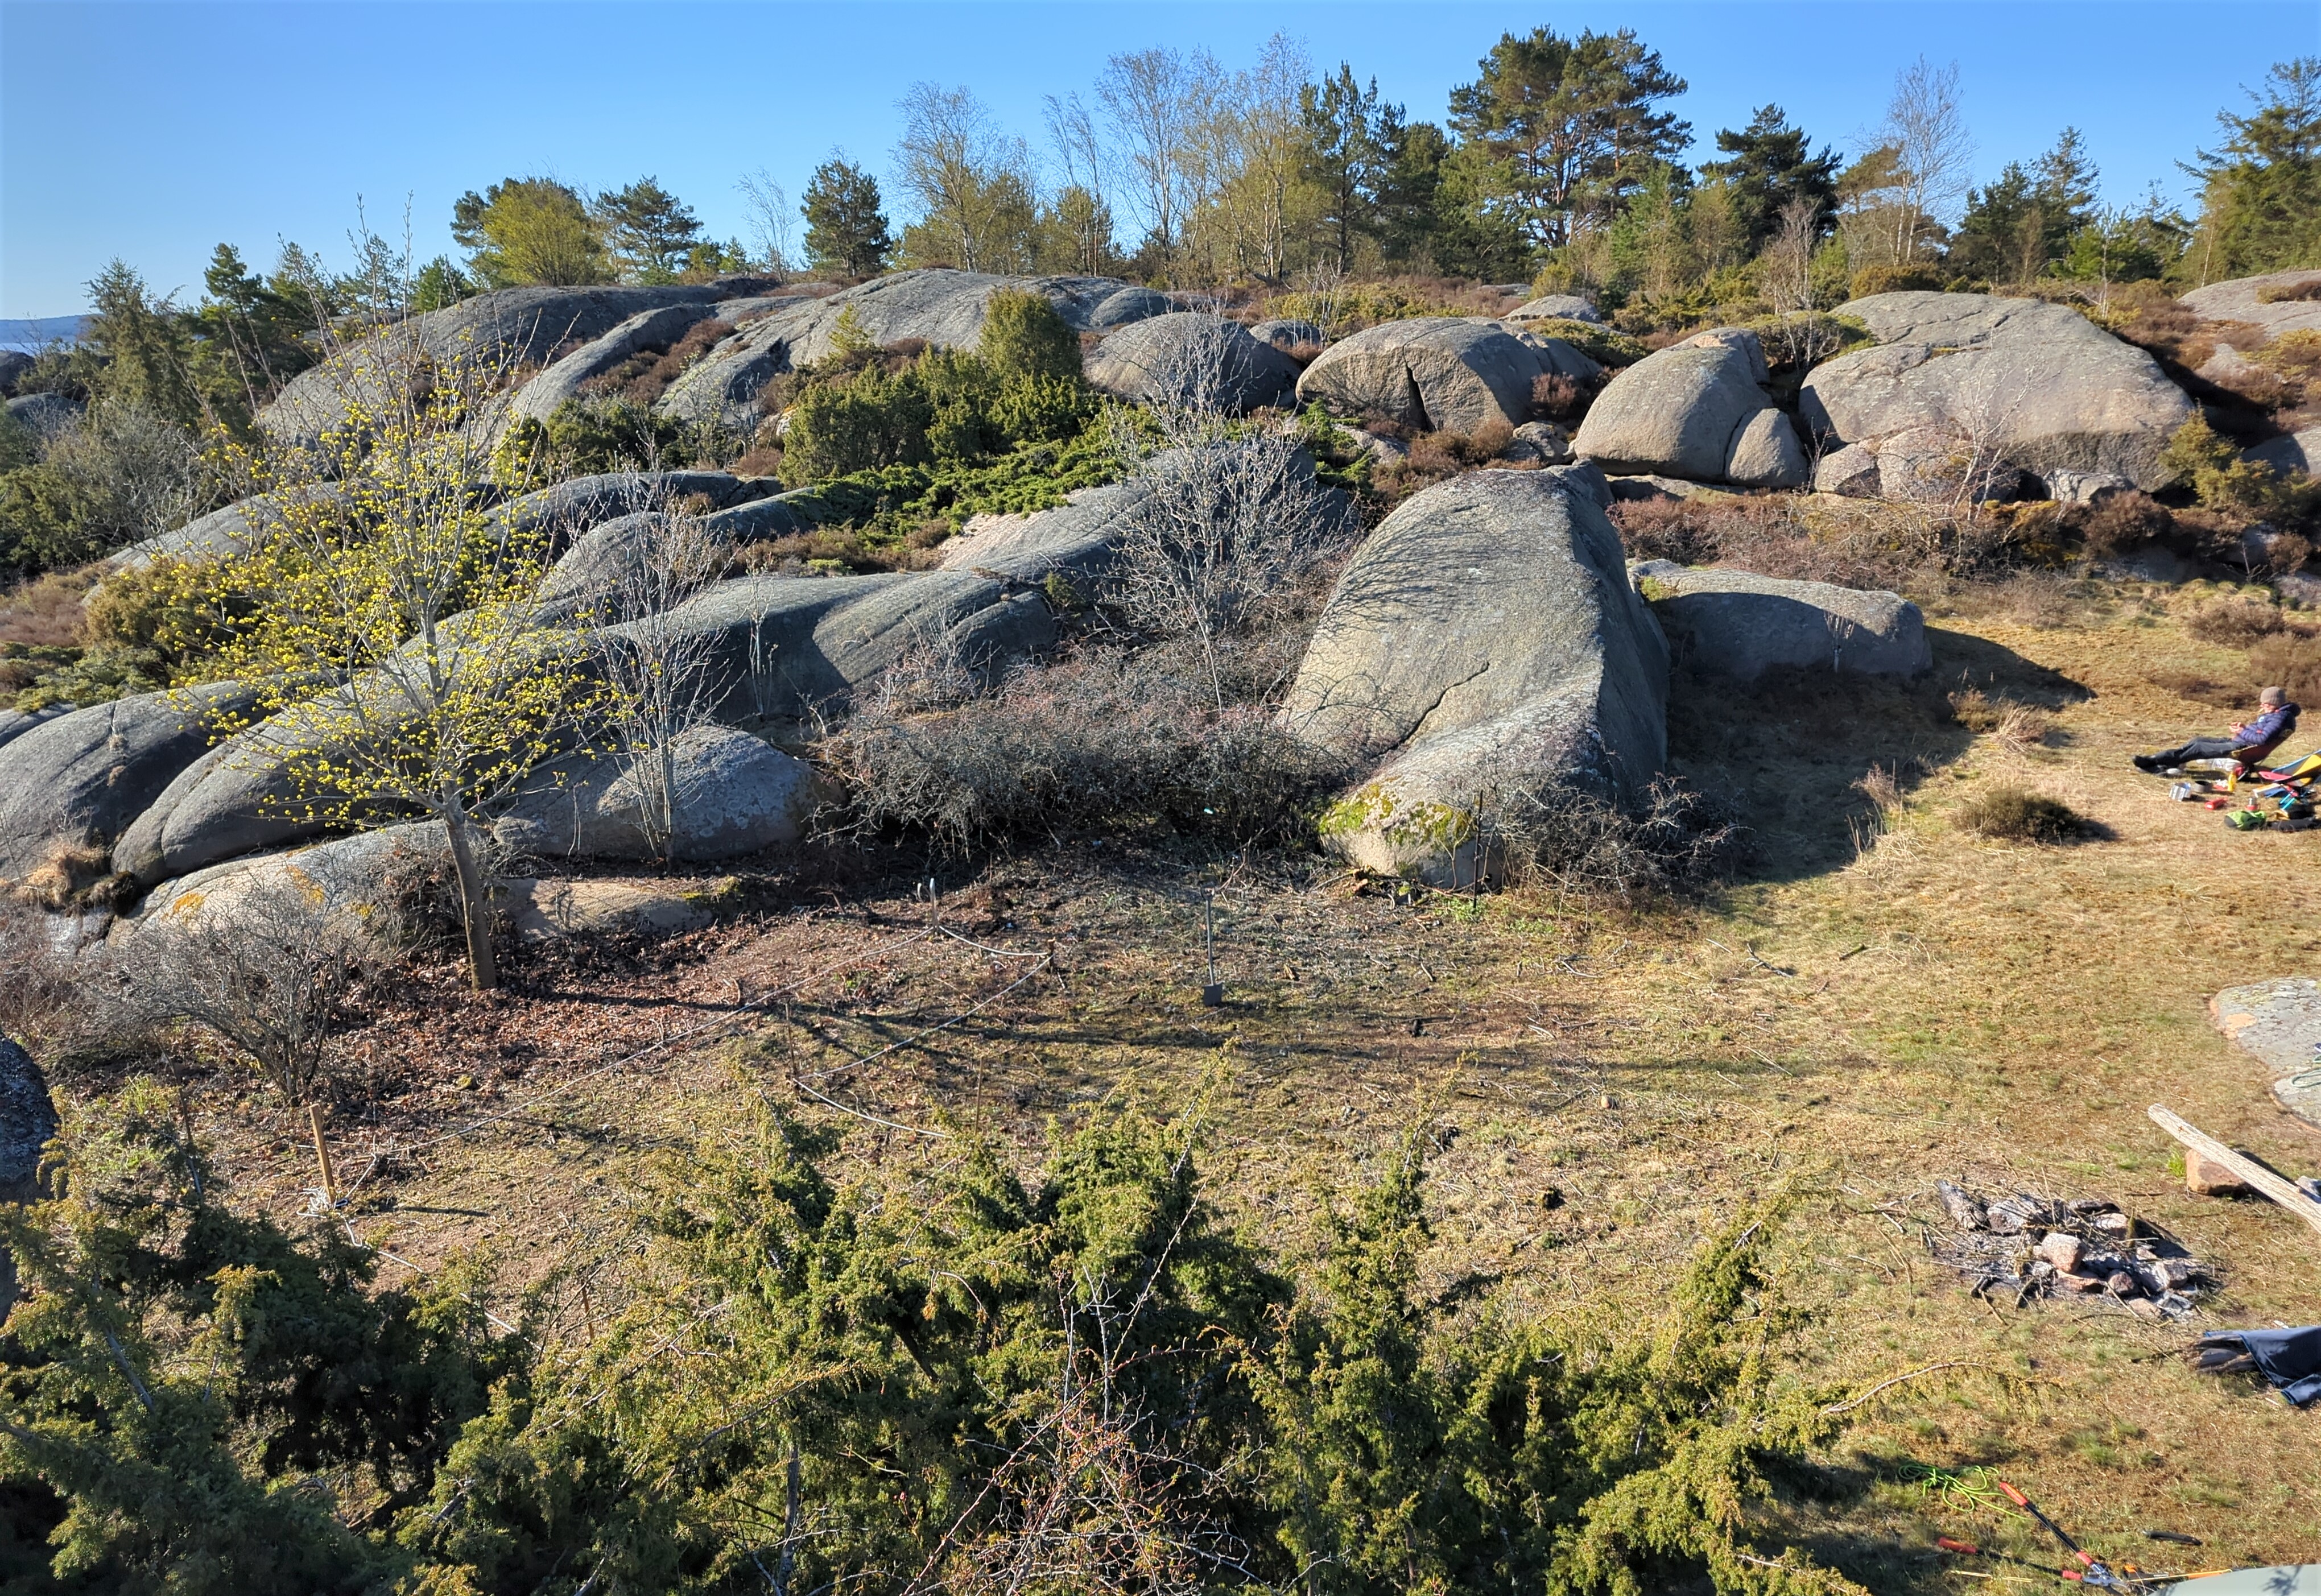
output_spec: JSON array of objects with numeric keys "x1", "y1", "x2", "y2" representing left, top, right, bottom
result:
[{"x1": 2235, "y1": 701, "x2": 2299, "y2": 761}]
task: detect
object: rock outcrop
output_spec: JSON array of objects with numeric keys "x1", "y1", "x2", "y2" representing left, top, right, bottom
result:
[
  {"x1": 936, "y1": 480, "x2": 1159, "y2": 585},
  {"x1": 1282, "y1": 469, "x2": 1668, "y2": 883},
  {"x1": 1247, "y1": 318, "x2": 1326, "y2": 354},
  {"x1": 1083, "y1": 313, "x2": 1299, "y2": 411},
  {"x1": 1873, "y1": 426, "x2": 2025, "y2": 504},
  {"x1": 1295, "y1": 317, "x2": 1599, "y2": 433},
  {"x1": 259, "y1": 280, "x2": 781, "y2": 448},
  {"x1": 119, "y1": 821, "x2": 444, "y2": 949},
  {"x1": 0, "y1": 683, "x2": 256, "y2": 884},
  {"x1": 1572, "y1": 328, "x2": 1806, "y2": 487},
  {"x1": 2180, "y1": 271, "x2": 2321, "y2": 340},
  {"x1": 1798, "y1": 291, "x2": 2193, "y2": 492},
  {"x1": 5, "y1": 391, "x2": 79, "y2": 436},
  {"x1": 1630, "y1": 560, "x2": 1930, "y2": 679},
  {"x1": 506, "y1": 301, "x2": 740, "y2": 426},
  {"x1": 495, "y1": 725, "x2": 819, "y2": 861},
  {"x1": 655, "y1": 270, "x2": 1168, "y2": 425}
]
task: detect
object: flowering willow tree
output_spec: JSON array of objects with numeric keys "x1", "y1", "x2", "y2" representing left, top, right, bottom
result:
[{"x1": 207, "y1": 324, "x2": 593, "y2": 989}]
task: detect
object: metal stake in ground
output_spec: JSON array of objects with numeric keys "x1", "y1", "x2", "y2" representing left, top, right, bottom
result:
[
  {"x1": 1201, "y1": 890, "x2": 1223, "y2": 1007},
  {"x1": 308, "y1": 1103, "x2": 339, "y2": 1211}
]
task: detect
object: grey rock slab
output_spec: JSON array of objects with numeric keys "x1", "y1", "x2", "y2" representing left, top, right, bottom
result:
[
  {"x1": 1506, "y1": 293, "x2": 1604, "y2": 324},
  {"x1": 1572, "y1": 328, "x2": 1784, "y2": 485},
  {"x1": 656, "y1": 270, "x2": 1164, "y2": 425},
  {"x1": 0, "y1": 682, "x2": 258, "y2": 882},
  {"x1": 1296, "y1": 317, "x2": 1595, "y2": 433},
  {"x1": 2179, "y1": 271, "x2": 2321, "y2": 339},
  {"x1": 2247, "y1": 426, "x2": 2321, "y2": 478},
  {"x1": 1502, "y1": 421, "x2": 1574, "y2": 465},
  {"x1": 495, "y1": 724, "x2": 819, "y2": 862},
  {"x1": 1629, "y1": 559, "x2": 1930, "y2": 679},
  {"x1": 2210, "y1": 976, "x2": 2321, "y2": 1130},
  {"x1": 503, "y1": 876, "x2": 717, "y2": 941},
  {"x1": 0, "y1": 705, "x2": 73, "y2": 752},
  {"x1": 1873, "y1": 424, "x2": 2025, "y2": 503},
  {"x1": 507, "y1": 301, "x2": 734, "y2": 425},
  {"x1": 259, "y1": 282, "x2": 772, "y2": 448},
  {"x1": 614, "y1": 568, "x2": 1058, "y2": 736},
  {"x1": 937, "y1": 479, "x2": 1158, "y2": 585},
  {"x1": 489, "y1": 470, "x2": 751, "y2": 554},
  {"x1": 107, "y1": 484, "x2": 346, "y2": 572},
  {"x1": 1798, "y1": 291, "x2": 2193, "y2": 491},
  {"x1": 1083, "y1": 312, "x2": 1298, "y2": 411},
  {"x1": 120, "y1": 821, "x2": 446, "y2": 948},
  {"x1": 1282, "y1": 469, "x2": 1668, "y2": 883}
]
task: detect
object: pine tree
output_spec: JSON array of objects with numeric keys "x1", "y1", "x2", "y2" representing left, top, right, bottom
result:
[
  {"x1": 2182, "y1": 56, "x2": 2321, "y2": 280},
  {"x1": 592, "y1": 176, "x2": 707, "y2": 283},
  {"x1": 802, "y1": 156, "x2": 895, "y2": 279},
  {"x1": 1700, "y1": 105, "x2": 1841, "y2": 253},
  {"x1": 1298, "y1": 65, "x2": 1391, "y2": 272}
]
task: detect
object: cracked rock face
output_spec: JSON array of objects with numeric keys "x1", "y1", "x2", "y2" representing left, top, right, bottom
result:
[
  {"x1": 1571, "y1": 327, "x2": 1805, "y2": 489},
  {"x1": 1294, "y1": 317, "x2": 1598, "y2": 433},
  {"x1": 1281, "y1": 468, "x2": 1668, "y2": 884},
  {"x1": 1797, "y1": 291, "x2": 2192, "y2": 492}
]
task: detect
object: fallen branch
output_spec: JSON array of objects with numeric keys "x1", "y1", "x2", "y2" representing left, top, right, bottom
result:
[
  {"x1": 1822, "y1": 1360, "x2": 1987, "y2": 1416},
  {"x1": 2146, "y1": 1104, "x2": 2321, "y2": 1241}
]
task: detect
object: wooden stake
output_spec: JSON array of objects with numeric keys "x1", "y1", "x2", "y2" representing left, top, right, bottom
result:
[
  {"x1": 307, "y1": 1103, "x2": 339, "y2": 1209},
  {"x1": 2147, "y1": 1103, "x2": 2321, "y2": 1241}
]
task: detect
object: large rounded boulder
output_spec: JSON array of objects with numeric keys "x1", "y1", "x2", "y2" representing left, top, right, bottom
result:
[
  {"x1": 1797, "y1": 292, "x2": 2193, "y2": 493},
  {"x1": 2179, "y1": 270, "x2": 2321, "y2": 340},
  {"x1": 1294, "y1": 317, "x2": 1599, "y2": 433},
  {"x1": 495, "y1": 725, "x2": 820, "y2": 861},
  {"x1": 0, "y1": 683, "x2": 257, "y2": 886},
  {"x1": 1572, "y1": 328, "x2": 1806, "y2": 487},
  {"x1": 1281, "y1": 468, "x2": 1669, "y2": 884},
  {"x1": 1083, "y1": 313, "x2": 1298, "y2": 411}
]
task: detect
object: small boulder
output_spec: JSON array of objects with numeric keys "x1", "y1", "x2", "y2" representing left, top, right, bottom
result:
[
  {"x1": 1500, "y1": 421, "x2": 1574, "y2": 465},
  {"x1": 503, "y1": 876, "x2": 717, "y2": 941},
  {"x1": 494, "y1": 725, "x2": 819, "y2": 862},
  {"x1": 4, "y1": 391, "x2": 80, "y2": 437},
  {"x1": 1295, "y1": 317, "x2": 1598, "y2": 433},
  {"x1": 1247, "y1": 318, "x2": 1326, "y2": 355},
  {"x1": 1283, "y1": 469, "x2": 1667, "y2": 883},
  {"x1": 0, "y1": 683, "x2": 257, "y2": 885},
  {"x1": 1083, "y1": 312, "x2": 1299, "y2": 411},
  {"x1": 2185, "y1": 1150, "x2": 2253, "y2": 1198},
  {"x1": 1572, "y1": 328, "x2": 1804, "y2": 487},
  {"x1": 118, "y1": 821, "x2": 445, "y2": 949},
  {"x1": 2038, "y1": 468, "x2": 2136, "y2": 505},
  {"x1": 1814, "y1": 443, "x2": 1882, "y2": 497},
  {"x1": 1629, "y1": 560, "x2": 1931, "y2": 680},
  {"x1": 1506, "y1": 293, "x2": 1604, "y2": 325},
  {"x1": 2246, "y1": 426, "x2": 2320, "y2": 479}
]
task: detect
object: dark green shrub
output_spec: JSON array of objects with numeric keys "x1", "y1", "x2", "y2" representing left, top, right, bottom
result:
[
  {"x1": 978, "y1": 287, "x2": 1083, "y2": 383},
  {"x1": 1848, "y1": 264, "x2": 1944, "y2": 298},
  {"x1": 778, "y1": 364, "x2": 938, "y2": 485}
]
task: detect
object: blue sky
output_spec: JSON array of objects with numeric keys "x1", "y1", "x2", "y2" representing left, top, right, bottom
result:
[{"x1": 3, "y1": 1, "x2": 2316, "y2": 317}]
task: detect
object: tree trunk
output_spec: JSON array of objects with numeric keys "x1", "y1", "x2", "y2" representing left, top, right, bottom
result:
[{"x1": 442, "y1": 812, "x2": 499, "y2": 990}]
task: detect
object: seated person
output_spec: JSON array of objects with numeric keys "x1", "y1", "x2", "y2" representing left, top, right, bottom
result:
[{"x1": 2133, "y1": 686, "x2": 2299, "y2": 773}]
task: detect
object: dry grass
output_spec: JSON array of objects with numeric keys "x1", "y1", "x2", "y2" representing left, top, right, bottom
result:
[
  {"x1": 26, "y1": 581, "x2": 2321, "y2": 1587},
  {"x1": 1952, "y1": 784, "x2": 2091, "y2": 842}
]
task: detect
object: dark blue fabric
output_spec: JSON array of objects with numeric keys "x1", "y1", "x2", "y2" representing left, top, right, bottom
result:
[
  {"x1": 2234, "y1": 702, "x2": 2299, "y2": 761},
  {"x1": 2217, "y1": 1325, "x2": 2321, "y2": 1406}
]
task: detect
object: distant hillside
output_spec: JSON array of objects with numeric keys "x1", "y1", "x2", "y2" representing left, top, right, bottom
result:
[{"x1": 0, "y1": 315, "x2": 89, "y2": 352}]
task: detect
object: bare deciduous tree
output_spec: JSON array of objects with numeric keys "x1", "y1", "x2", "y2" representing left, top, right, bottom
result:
[
  {"x1": 1096, "y1": 48, "x2": 1217, "y2": 270},
  {"x1": 1881, "y1": 56, "x2": 1973, "y2": 263},
  {"x1": 592, "y1": 502, "x2": 732, "y2": 865},
  {"x1": 120, "y1": 870, "x2": 374, "y2": 1103},
  {"x1": 736, "y1": 169, "x2": 795, "y2": 276},
  {"x1": 1105, "y1": 324, "x2": 1350, "y2": 709}
]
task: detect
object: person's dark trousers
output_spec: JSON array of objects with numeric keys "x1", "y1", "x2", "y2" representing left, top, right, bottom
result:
[{"x1": 2150, "y1": 735, "x2": 2248, "y2": 765}]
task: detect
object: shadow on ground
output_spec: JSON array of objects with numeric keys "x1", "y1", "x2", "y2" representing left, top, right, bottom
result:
[{"x1": 1670, "y1": 627, "x2": 2092, "y2": 883}]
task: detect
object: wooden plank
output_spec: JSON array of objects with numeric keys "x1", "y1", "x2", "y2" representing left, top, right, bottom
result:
[{"x1": 2147, "y1": 1103, "x2": 2321, "y2": 1241}]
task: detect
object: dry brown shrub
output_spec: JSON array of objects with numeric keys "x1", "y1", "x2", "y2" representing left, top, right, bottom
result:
[
  {"x1": 0, "y1": 568, "x2": 99, "y2": 649},
  {"x1": 2248, "y1": 630, "x2": 2321, "y2": 705},
  {"x1": 14, "y1": 842, "x2": 117, "y2": 911},
  {"x1": 609, "y1": 318, "x2": 735, "y2": 406},
  {"x1": 1370, "y1": 423, "x2": 1517, "y2": 503},
  {"x1": 1610, "y1": 493, "x2": 2025, "y2": 592},
  {"x1": 2144, "y1": 669, "x2": 2244, "y2": 708},
  {"x1": 2186, "y1": 596, "x2": 2291, "y2": 648},
  {"x1": 1955, "y1": 785, "x2": 2092, "y2": 844},
  {"x1": 1948, "y1": 688, "x2": 2051, "y2": 753},
  {"x1": 2257, "y1": 279, "x2": 2321, "y2": 304},
  {"x1": 1530, "y1": 372, "x2": 1587, "y2": 419},
  {"x1": 2075, "y1": 490, "x2": 2174, "y2": 556}
]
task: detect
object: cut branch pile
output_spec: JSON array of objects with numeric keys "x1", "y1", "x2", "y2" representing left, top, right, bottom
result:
[{"x1": 1923, "y1": 1180, "x2": 2208, "y2": 1320}]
